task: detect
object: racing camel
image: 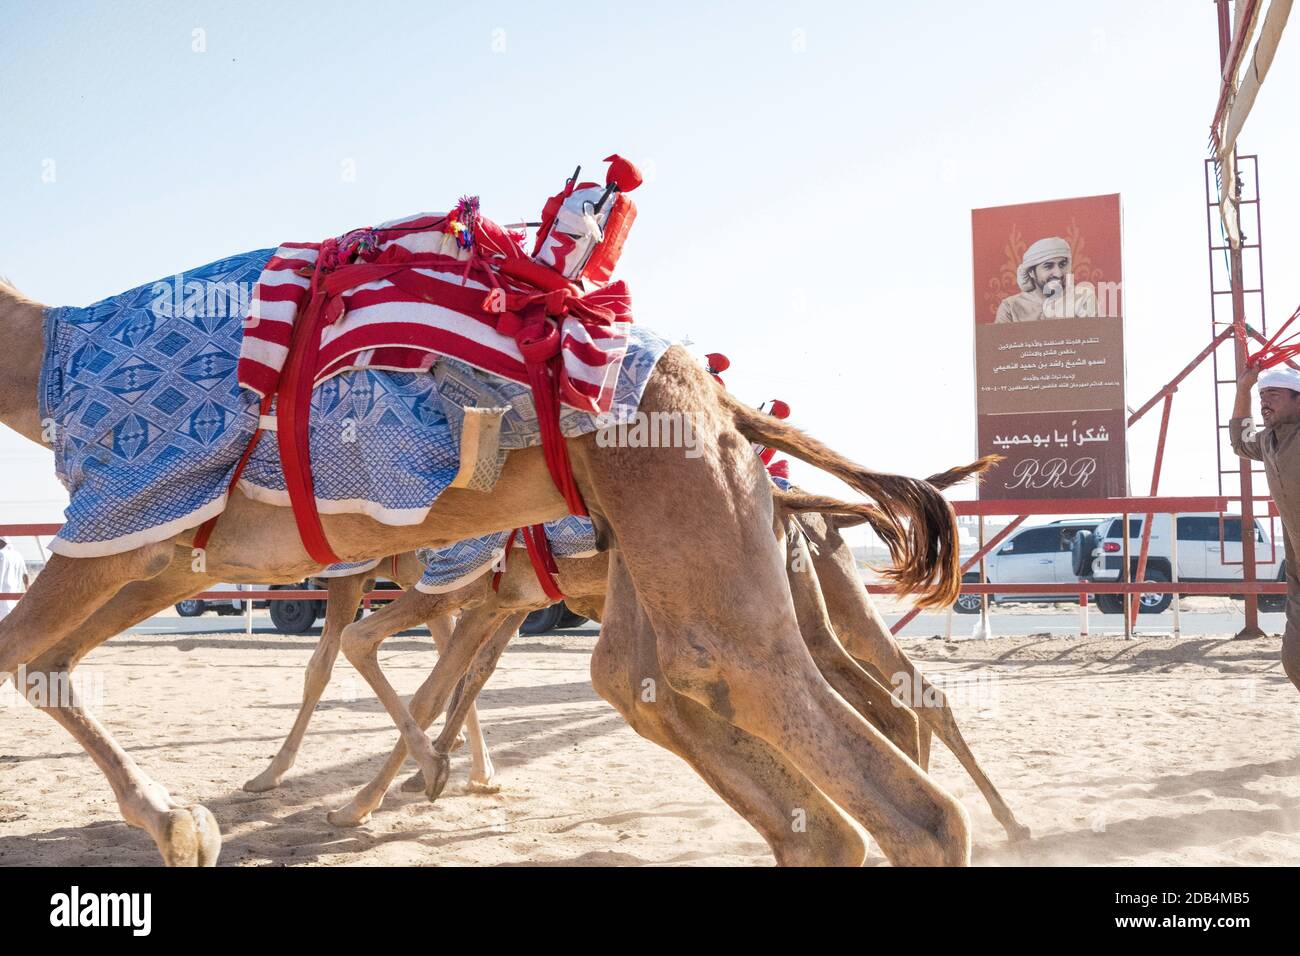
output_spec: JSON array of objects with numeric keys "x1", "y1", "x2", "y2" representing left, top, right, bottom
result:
[
  {"x1": 1, "y1": 277, "x2": 972, "y2": 866},
  {"x1": 247, "y1": 483, "x2": 1026, "y2": 849}
]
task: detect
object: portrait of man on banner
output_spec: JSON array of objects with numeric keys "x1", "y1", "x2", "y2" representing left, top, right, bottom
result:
[{"x1": 995, "y1": 235, "x2": 1099, "y2": 323}]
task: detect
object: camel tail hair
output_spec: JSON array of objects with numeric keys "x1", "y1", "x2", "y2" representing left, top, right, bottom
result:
[{"x1": 725, "y1": 392, "x2": 960, "y2": 608}]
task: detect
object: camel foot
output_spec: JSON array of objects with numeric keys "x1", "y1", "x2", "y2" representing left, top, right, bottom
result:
[
  {"x1": 326, "y1": 803, "x2": 372, "y2": 828},
  {"x1": 1005, "y1": 821, "x2": 1032, "y2": 843},
  {"x1": 242, "y1": 766, "x2": 286, "y2": 793},
  {"x1": 450, "y1": 731, "x2": 466, "y2": 753},
  {"x1": 423, "y1": 753, "x2": 451, "y2": 802},
  {"x1": 400, "y1": 769, "x2": 426, "y2": 793},
  {"x1": 466, "y1": 776, "x2": 500, "y2": 794},
  {"x1": 158, "y1": 805, "x2": 221, "y2": 867}
]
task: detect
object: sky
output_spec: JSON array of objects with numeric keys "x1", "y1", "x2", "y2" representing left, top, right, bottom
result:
[{"x1": 2, "y1": 0, "x2": 1299, "y2": 560}]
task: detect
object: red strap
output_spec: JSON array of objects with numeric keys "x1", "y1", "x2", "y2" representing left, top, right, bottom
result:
[
  {"x1": 515, "y1": 320, "x2": 587, "y2": 516},
  {"x1": 490, "y1": 526, "x2": 564, "y2": 601},
  {"x1": 521, "y1": 523, "x2": 565, "y2": 601},
  {"x1": 192, "y1": 394, "x2": 273, "y2": 553},
  {"x1": 276, "y1": 252, "x2": 344, "y2": 565}
]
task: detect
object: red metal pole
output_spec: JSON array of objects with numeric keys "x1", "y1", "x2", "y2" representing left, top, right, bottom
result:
[
  {"x1": 1130, "y1": 393, "x2": 1174, "y2": 629},
  {"x1": 1213, "y1": 0, "x2": 1265, "y2": 639}
]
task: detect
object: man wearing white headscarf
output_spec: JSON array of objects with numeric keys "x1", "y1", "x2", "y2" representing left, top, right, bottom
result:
[
  {"x1": 1231, "y1": 364, "x2": 1300, "y2": 691},
  {"x1": 994, "y1": 236, "x2": 1097, "y2": 323},
  {"x1": 0, "y1": 537, "x2": 28, "y2": 622}
]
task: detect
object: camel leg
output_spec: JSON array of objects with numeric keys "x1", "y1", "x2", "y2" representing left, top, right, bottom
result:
[
  {"x1": 6, "y1": 552, "x2": 224, "y2": 866},
  {"x1": 917, "y1": 724, "x2": 934, "y2": 771},
  {"x1": 243, "y1": 573, "x2": 369, "y2": 792},
  {"x1": 399, "y1": 610, "x2": 523, "y2": 797},
  {"x1": 574, "y1": 441, "x2": 969, "y2": 866},
  {"x1": 336, "y1": 587, "x2": 465, "y2": 805},
  {"x1": 593, "y1": 553, "x2": 866, "y2": 865},
  {"x1": 832, "y1": 573, "x2": 1029, "y2": 842},
  {"x1": 330, "y1": 593, "x2": 501, "y2": 825},
  {"x1": 785, "y1": 547, "x2": 921, "y2": 762},
  {"x1": 426, "y1": 611, "x2": 499, "y2": 792},
  {"x1": 0, "y1": 545, "x2": 174, "y2": 679}
]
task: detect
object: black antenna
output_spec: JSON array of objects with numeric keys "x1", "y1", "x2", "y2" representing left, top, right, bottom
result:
[{"x1": 591, "y1": 183, "x2": 619, "y2": 215}]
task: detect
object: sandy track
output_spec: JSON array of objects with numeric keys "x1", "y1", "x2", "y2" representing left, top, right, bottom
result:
[{"x1": 2, "y1": 627, "x2": 1299, "y2": 866}]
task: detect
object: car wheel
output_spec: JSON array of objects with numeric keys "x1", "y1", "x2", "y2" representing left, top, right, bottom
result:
[
  {"x1": 520, "y1": 603, "x2": 566, "y2": 636},
  {"x1": 175, "y1": 598, "x2": 206, "y2": 617},
  {"x1": 953, "y1": 592, "x2": 982, "y2": 615},
  {"x1": 1095, "y1": 593, "x2": 1124, "y2": 614},
  {"x1": 269, "y1": 595, "x2": 320, "y2": 634},
  {"x1": 1137, "y1": 569, "x2": 1172, "y2": 614},
  {"x1": 558, "y1": 606, "x2": 589, "y2": 629},
  {"x1": 1261, "y1": 563, "x2": 1288, "y2": 611}
]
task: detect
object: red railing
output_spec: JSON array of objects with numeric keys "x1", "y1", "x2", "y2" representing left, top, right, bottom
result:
[{"x1": 874, "y1": 494, "x2": 1285, "y2": 638}]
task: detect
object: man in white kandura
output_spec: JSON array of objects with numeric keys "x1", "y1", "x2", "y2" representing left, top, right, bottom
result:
[{"x1": 0, "y1": 537, "x2": 29, "y2": 623}]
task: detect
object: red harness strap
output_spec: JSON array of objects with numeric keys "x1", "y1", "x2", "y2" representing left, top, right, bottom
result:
[
  {"x1": 491, "y1": 525, "x2": 564, "y2": 601},
  {"x1": 204, "y1": 229, "x2": 608, "y2": 564}
]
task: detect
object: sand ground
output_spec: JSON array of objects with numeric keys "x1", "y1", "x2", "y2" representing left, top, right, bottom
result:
[{"x1": 2, "y1": 622, "x2": 1299, "y2": 866}]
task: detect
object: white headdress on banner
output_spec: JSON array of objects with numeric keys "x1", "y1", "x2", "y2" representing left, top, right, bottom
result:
[{"x1": 1017, "y1": 237, "x2": 1072, "y2": 292}]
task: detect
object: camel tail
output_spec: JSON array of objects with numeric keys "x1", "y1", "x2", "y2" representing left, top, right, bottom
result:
[
  {"x1": 773, "y1": 454, "x2": 996, "y2": 557},
  {"x1": 774, "y1": 488, "x2": 894, "y2": 536},
  {"x1": 725, "y1": 393, "x2": 961, "y2": 608},
  {"x1": 924, "y1": 455, "x2": 1000, "y2": 491}
]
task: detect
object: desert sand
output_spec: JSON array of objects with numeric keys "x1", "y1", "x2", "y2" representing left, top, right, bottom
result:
[{"x1": 2, "y1": 620, "x2": 1299, "y2": 866}]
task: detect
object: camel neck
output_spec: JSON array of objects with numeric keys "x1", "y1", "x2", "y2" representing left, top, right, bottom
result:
[{"x1": 0, "y1": 284, "x2": 47, "y2": 444}]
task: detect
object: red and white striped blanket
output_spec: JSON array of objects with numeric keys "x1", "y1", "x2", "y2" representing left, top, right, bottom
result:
[{"x1": 237, "y1": 207, "x2": 634, "y2": 414}]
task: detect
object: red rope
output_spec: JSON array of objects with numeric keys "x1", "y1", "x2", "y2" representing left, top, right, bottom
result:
[
  {"x1": 521, "y1": 523, "x2": 565, "y2": 601},
  {"x1": 490, "y1": 526, "x2": 564, "y2": 601},
  {"x1": 1247, "y1": 303, "x2": 1300, "y2": 370}
]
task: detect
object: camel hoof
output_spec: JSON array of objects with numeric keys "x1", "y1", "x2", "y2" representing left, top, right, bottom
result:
[
  {"x1": 467, "y1": 776, "x2": 500, "y2": 794},
  {"x1": 424, "y1": 754, "x2": 451, "y2": 802},
  {"x1": 326, "y1": 804, "x2": 371, "y2": 828},
  {"x1": 242, "y1": 768, "x2": 284, "y2": 793},
  {"x1": 450, "y1": 732, "x2": 466, "y2": 753},
  {"x1": 400, "y1": 770, "x2": 426, "y2": 793},
  {"x1": 160, "y1": 805, "x2": 221, "y2": 867},
  {"x1": 1006, "y1": 822, "x2": 1032, "y2": 843}
]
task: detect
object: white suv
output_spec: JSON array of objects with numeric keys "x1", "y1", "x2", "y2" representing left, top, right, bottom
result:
[
  {"x1": 1071, "y1": 512, "x2": 1281, "y2": 614},
  {"x1": 954, "y1": 520, "x2": 1099, "y2": 613}
]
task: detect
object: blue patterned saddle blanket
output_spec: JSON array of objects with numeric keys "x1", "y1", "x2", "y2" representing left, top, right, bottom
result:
[
  {"x1": 412, "y1": 514, "x2": 596, "y2": 593},
  {"x1": 39, "y1": 250, "x2": 669, "y2": 557},
  {"x1": 315, "y1": 515, "x2": 597, "y2": 593}
]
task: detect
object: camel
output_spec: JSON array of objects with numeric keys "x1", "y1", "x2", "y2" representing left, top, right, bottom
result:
[
  {"x1": 239, "y1": 558, "x2": 498, "y2": 794},
  {"x1": 246, "y1": 511, "x2": 915, "y2": 814},
  {"x1": 292, "y1": 489, "x2": 1024, "y2": 848},
  {"x1": 1, "y1": 277, "x2": 973, "y2": 866},
  {"x1": 247, "y1": 475, "x2": 1027, "y2": 850}
]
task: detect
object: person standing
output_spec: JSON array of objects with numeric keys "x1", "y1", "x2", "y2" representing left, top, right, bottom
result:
[
  {"x1": 0, "y1": 537, "x2": 29, "y2": 622},
  {"x1": 1230, "y1": 365, "x2": 1300, "y2": 689}
]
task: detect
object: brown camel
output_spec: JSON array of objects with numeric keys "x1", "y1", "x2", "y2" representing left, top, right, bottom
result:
[
  {"x1": 239, "y1": 558, "x2": 497, "y2": 794},
  {"x1": 0, "y1": 278, "x2": 972, "y2": 866},
  {"x1": 277, "y1": 481, "x2": 1025, "y2": 849},
  {"x1": 252, "y1": 509, "x2": 918, "y2": 820}
]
